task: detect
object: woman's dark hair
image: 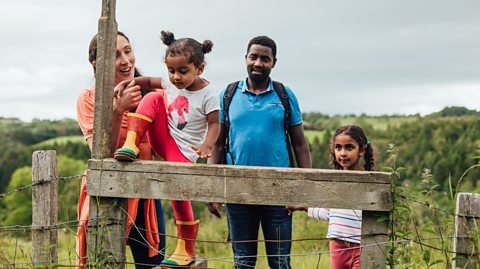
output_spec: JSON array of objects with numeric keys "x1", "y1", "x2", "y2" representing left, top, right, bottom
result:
[
  {"x1": 88, "y1": 31, "x2": 141, "y2": 77},
  {"x1": 160, "y1": 31, "x2": 213, "y2": 67},
  {"x1": 330, "y1": 125, "x2": 375, "y2": 171}
]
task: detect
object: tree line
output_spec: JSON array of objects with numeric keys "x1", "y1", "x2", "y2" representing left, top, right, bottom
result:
[{"x1": 0, "y1": 106, "x2": 478, "y2": 226}]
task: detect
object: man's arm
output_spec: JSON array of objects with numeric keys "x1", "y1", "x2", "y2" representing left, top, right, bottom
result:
[
  {"x1": 207, "y1": 123, "x2": 227, "y2": 218},
  {"x1": 208, "y1": 123, "x2": 227, "y2": 165},
  {"x1": 289, "y1": 124, "x2": 311, "y2": 168}
]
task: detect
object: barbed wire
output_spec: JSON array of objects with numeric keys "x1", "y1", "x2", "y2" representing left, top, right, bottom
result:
[
  {"x1": 1, "y1": 224, "x2": 477, "y2": 269},
  {"x1": 0, "y1": 174, "x2": 83, "y2": 200},
  {"x1": 397, "y1": 194, "x2": 456, "y2": 216},
  {"x1": 1, "y1": 170, "x2": 478, "y2": 268}
]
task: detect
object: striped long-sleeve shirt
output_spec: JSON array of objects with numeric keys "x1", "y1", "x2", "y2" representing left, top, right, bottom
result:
[{"x1": 307, "y1": 208, "x2": 362, "y2": 244}]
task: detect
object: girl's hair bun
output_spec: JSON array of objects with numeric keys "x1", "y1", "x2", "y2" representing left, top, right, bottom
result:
[
  {"x1": 201, "y1": 40, "x2": 213, "y2": 54},
  {"x1": 161, "y1": 30, "x2": 175, "y2": 46}
]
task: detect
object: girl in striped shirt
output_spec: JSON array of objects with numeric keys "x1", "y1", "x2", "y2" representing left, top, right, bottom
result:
[{"x1": 288, "y1": 125, "x2": 375, "y2": 269}]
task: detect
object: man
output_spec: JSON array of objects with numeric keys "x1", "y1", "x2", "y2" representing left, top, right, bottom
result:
[{"x1": 208, "y1": 36, "x2": 311, "y2": 269}]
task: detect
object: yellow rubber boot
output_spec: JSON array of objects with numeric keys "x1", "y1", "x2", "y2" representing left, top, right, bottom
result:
[
  {"x1": 161, "y1": 220, "x2": 200, "y2": 267},
  {"x1": 114, "y1": 113, "x2": 152, "y2": 161}
]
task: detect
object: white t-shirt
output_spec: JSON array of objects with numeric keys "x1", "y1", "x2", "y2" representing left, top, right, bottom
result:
[{"x1": 162, "y1": 77, "x2": 220, "y2": 162}]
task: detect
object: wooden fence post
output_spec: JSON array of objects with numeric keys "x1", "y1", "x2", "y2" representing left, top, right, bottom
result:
[
  {"x1": 453, "y1": 192, "x2": 480, "y2": 269},
  {"x1": 361, "y1": 211, "x2": 389, "y2": 269},
  {"x1": 87, "y1": 0, "x2": 127, "y2": 268},
  {"x1": 32, "y1": 150, "x2": 58, "y2": 267}
]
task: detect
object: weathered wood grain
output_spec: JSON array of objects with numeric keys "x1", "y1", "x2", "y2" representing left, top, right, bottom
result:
[
  {"x1": 87, "y1": 159, "x2": 392, "y2": 211},
  {"x1": 453, "y1": 192, "x2": 480, "y2": 269},
  {"x1": 88, "y1": 159, "x2": 392, "y2": 184},
  {"x1": 91, "y1": 0, "x2": 117, "y2": 160},
  {"x1": 87, "y1": 1, "x2": 126, "y2": 268},
  {"x1": 360, "y1": 211, "x2": 389, "y2": 269},
  {"x1": 32, "y1": 151, "x2": 58, "y2": 267}
]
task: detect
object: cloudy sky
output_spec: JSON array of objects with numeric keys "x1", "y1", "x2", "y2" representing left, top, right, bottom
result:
[{"x1": 1, "y1": 0, "x2": 479, "y2": 121}]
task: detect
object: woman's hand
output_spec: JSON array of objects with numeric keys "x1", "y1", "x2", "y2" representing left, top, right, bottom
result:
[{"x1": 113, "y1": 79, "x2": 142, "y2": 114}]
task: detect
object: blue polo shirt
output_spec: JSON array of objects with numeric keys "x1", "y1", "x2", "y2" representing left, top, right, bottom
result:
[{"x1": 219, "y1": 78, "x2": 303, "y2": 167}]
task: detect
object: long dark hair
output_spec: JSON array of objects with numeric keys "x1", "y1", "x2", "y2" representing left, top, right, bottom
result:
[
  {"x1": 88, "y1": 31, "x2": 142, "y2": 77},
  {"x1": 330, "y1": 125, "x2": 375, "y2": 171},
  {"x1": 88, "y1": 31, "x2": 157, "y2": 99}
]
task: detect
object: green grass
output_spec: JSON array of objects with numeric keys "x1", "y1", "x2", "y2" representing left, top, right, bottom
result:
[
  {"x1": 304, "y1": 130, "x2": 325, "y2": 144},
  {"x1": 0, "y1": 206, "x2": 330, "y2": 268},
  {"x1": 34, "y1": 135, "x2": 86, "y2": 147},
  {"x1": 335, "y1": 116, "x2": 419, "y2": 131}
]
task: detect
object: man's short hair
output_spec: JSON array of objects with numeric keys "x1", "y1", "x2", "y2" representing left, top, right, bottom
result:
[{"x1": 247, "y1": 36, "x2": 277, "y2": 59}]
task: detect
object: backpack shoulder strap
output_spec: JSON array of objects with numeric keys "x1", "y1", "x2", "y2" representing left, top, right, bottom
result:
[
  {"x1": 272, "y1": 81, "x2": 296, "y2": 167},
  {"x1": 272, "y1": 81, "x2": 290, "y2": 128},
  {"x1": 223, "y1": 81, "x2": 240, "y2": 122},
  {"x1": 222, "y1": 81, "x2": 240, "y2": 164}
]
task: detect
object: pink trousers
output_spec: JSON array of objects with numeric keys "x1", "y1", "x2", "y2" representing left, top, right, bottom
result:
[
  {"x1": 137, "y1": 92, "x2": 194, "y2": 221},
  {"x1": 329, "y1": 239, "x2": 360, "y2": 269}
]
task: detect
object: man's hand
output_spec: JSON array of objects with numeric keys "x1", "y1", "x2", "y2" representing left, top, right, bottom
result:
[
  {"x1": 286, "y1": 205, "x2": 307, "y2": 216},
  {"x1": 208, "y1": 202, "x2": 223, "y2": 218}
]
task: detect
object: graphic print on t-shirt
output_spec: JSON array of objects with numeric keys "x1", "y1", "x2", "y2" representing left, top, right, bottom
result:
[{"x1": 168, "y1": 95, "x2": 189, "y2": 130}]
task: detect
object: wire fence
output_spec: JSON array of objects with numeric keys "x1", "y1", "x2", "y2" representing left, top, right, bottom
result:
[{"x1": 0, "y1": 172, "x2": 478, "y2": 268}]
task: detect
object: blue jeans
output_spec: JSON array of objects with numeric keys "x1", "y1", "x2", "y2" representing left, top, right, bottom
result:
[
  {"x1": 128, "y1": 199, "x2": 166, "y2": 269},
  {"x1": 227, "y1": 204, "x2": 292, "y2": 269}
]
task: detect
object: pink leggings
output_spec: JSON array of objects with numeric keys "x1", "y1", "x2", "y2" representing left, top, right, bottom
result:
[
  {"x1": 136, "y1": 92, "x2": 194, "y2": 221},
  {"x1": 329, "y1": 239, "x2": 360, "y2": 269}
]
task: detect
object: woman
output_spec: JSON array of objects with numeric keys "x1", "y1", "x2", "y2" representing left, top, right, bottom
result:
[{"x1": 76, "y1": 31, "x2": 166, "y2": 269}]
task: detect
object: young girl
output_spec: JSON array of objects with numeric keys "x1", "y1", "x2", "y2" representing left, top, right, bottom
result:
[
  {"x1": 288, "y1": 125, "x2": 375, "y2": 269},
  {"x1": 114, "y1": 31, "x2": 220, "y2": 267}
]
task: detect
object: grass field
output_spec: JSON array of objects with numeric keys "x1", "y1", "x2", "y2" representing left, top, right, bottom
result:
[
  {"x1": 0, "y1": 205, "x2": 330, "y2": 268},
  {"x1": 34, "y1": 135, "x2": 86, "y2": 147}
]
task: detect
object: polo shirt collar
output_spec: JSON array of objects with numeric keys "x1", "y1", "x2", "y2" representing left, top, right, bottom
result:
[{"x1": 241, "y1": 78, "x2": 273, "y2": 94}]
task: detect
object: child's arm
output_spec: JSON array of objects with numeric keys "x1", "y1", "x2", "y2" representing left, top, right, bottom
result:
[
  {"x1": 132, "y1": 77, "x2": 163, "y2": 89},
  {"x1": 192, "y1": 110, "x2": 220, "y2": 158},
  {"x1": 308, "y1": 208, "x2": 330, "y2": 221}
]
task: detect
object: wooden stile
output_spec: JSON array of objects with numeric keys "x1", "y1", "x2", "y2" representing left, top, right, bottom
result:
[
  {"x1": 87, "y1": 159, "x2": 392, "y2": 211},
  {"x1": 87, "y1": 158, "x2": 392, "y2": 269}
]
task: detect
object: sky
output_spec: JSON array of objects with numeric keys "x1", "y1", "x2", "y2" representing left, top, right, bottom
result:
[{"x1": 1, "y1": 0, "x2": 479, "y2": 121}]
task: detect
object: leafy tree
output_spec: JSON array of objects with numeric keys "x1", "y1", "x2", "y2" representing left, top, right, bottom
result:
[{"x1": 0, "y1": 155, "x2": 85, "y2": 226}]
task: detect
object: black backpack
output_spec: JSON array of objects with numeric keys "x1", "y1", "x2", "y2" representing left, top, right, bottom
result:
[{"x1": 222, "y1": 81, "x2": 296, "y2": 167}]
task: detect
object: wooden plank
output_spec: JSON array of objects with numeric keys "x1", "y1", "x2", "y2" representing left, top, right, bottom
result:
[
  {"x1": 87, "y1": 0, "x2": 126, "y2": 268},
  {"x1": 87, "y1": 159, "x2": 392, "y2": 211},
  {"x1": 360, "y1": 210, "x2": 389, "y2": 269},
  {"x1": 88, "y1": 159, "x2": 392, "y2": 184},
  {"x1": 453, "y1": 193, "x2": 480, "y2": 269},
  {"x1": 32, "y1": 151, "x2": 58, "y2": 267}
]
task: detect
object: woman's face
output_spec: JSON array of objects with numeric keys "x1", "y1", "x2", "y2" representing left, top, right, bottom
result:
[{"x1": 114, "y1": 35, "x2": 135, "y2": 85}]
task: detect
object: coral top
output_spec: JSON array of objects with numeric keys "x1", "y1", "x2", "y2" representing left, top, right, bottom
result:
[{"x1": 75, "y1": 86, "x2": 163, "y2": 266}]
